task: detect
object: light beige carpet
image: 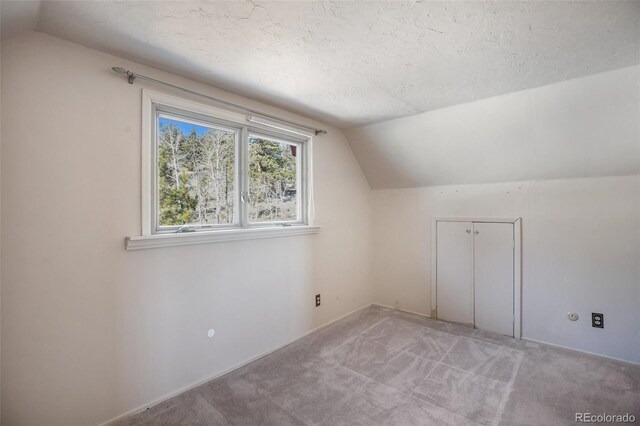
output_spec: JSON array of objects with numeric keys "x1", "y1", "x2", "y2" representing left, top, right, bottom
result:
[{"x1": 114, "y1": 306, "x2": 640, "y2": 425}]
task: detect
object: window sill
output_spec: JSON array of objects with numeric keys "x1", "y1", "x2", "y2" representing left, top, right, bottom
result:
[{"x1": 125, "y1": 225, "x2": 321, "y2": 251}]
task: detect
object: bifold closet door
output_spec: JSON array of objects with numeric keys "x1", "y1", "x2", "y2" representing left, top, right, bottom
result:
[
  {"x1": 473, "y1": 222, "x2": 514, "y2": 337},
  {"x1": 436, "y1": 221, "x2": 473, "y2": 326}
]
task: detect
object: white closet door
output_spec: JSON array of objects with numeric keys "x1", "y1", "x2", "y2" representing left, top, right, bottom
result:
[
  {"x1": 436, "y1": 221, "x2": 474, "y2": 326},
  {"x1": 473, "y1": 222, "x2": 514, "y2": 336}
]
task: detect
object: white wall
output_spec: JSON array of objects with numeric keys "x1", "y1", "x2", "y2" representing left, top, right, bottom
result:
[
  {"x1": 372, "y1": 175, "x2": 640, "y2": 363},
  {"x1": 1, "y1": 26, "x2": 638, "y2": 426},
  {"x1": 0, "y1": 32, "x2": 372, "y2": 426},
  {"x1": 355, "y1": 64, "x2": 640, "y2": 364},
  {"x1": 0, "y1": 8, "x2": 3, "y2": 422}
]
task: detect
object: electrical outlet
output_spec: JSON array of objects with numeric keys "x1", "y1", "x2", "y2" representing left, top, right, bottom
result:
[
  {"x1": 592, "y1": 313, "x2": 604, "y2": 328},
  {"x1": 567, "y1": 312, "x2": 579, "y2": 321},
  {"x1": 315, "y1": 294, "x2": 321, "y2": 307}
]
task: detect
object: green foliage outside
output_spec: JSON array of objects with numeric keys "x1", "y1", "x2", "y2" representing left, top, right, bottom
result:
[
  {"x1": 158, "y1": 121, "x2": 235, "y2": 226},
  {"x1": 249, "y1": 138, "x2": 297, "y2": 222},
  {"x1": 158, "y1": 119, "x2": 297, "y2": 227}
]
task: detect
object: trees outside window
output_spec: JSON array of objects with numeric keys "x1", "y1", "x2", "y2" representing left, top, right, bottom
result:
[
  {"x1": 153, "y1": 111, "x2": 305, "y2": 233},
  {"x1": 158, "y1": 116, "x2": 236, "y2": 227},
  {"x1": 248, "y1": 136, "x2": 298, "y2": 223}
]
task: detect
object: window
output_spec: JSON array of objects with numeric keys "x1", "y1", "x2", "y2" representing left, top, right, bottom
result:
[
  {"x1": 139, "y1": 90, "x2": 313, "y2": 242},
  {"x1": 157, "y1": 113, "x2": 239, "y2": 230},
  {"x1": 248, "y1": 134, "x2": 300, "y2": 223}
]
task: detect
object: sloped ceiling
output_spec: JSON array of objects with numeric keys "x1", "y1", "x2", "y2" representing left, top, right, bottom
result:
[
  {"x1": 2, "y1": 1, "x2": 639, "y2": 188},
  {"x1": 2, "y1": 0, "x2": 639, "y2": 128},
  {"x1": 0, "y1": 1, "x2": 40, "y2": 40},
  {"x1": 345, "y1": 65, "x2": 640, "y2": 189}
]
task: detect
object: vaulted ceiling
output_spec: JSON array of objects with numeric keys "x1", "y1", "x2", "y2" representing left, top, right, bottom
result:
[
  {"x1": 345, "y1": 65, "x2": 640, "y2": 188},
  {"x1": 2, "y1": 1, "x2": 639, "y2": 128},
  {"x1": 2, "y1": 1, "x2": 639, "y2": 188}
]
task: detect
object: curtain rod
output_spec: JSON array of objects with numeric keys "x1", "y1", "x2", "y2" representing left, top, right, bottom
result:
[{"x1": 111, "y1": 67, "x2": 327, "y2": 136}]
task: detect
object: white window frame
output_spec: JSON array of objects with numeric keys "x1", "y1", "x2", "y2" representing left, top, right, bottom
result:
[
  {"x1": 245, "y1": 132, "x2": 307, "y2": 228},
  {"x1": 126, "y1": 90, "x2": 319, "y2": 250},
  {"x1": 153, "y1": 108, "x2": 242, "y2": 233}
]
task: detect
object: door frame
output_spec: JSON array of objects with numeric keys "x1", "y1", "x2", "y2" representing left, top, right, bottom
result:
[{"x1": 430, "y1": 217, "x2": 522, "y2": 339}]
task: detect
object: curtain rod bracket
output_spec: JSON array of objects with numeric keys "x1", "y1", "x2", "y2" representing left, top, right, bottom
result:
[{"x1": 111, "y1": 66, "x2": 327, "y2": 136}]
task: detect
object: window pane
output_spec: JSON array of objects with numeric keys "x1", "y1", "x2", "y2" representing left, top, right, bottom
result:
[
  {"x1": 249, "y1": 136, "x2": 298, "y2": 222},
  {"x1": 157, "y1": 115, "x2": 236, "y2": 227}
]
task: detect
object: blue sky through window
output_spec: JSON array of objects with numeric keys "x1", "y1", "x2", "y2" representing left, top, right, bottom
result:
[{"x1": 159, "y1": 116, "x2": 210, "y2": 137}]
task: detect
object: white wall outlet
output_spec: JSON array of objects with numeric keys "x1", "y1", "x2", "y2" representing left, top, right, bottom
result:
[
  {"x1": 207, "y1": 329, "x2": 216, "y2": 338},
  {"x1": 567, "y1": 312, "x2": 579, "y2": 321}
]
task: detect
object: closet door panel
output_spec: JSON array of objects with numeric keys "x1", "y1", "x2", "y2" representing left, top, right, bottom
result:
[
  {"x1": 436, "y1": 221, "x2": 474, "y2": 325},
  {"x1": 473, "y1": 222, "x2": 514, "y2": 336}
]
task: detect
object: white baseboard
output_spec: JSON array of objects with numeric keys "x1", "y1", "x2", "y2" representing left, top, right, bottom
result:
[
  {"x1": 99, "y1": 302, "x2": 375, "y2": 426},
  {"x1": 371, "y1": 303, "x2": 432, "y2": 319},
  {"x1": 373, "y1": 304, "x2": 639, "y2": 366},
  {"x1": 521, "y1": 337, "x2": 640, "y2": 366},
  {"x1": 100, "y1": 303, "x2": 637, "y2": 425}
]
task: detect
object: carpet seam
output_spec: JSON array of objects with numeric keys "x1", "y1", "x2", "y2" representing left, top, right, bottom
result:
[{"x1": 491, "y1": 349, "x2": 524, "y2": 426}]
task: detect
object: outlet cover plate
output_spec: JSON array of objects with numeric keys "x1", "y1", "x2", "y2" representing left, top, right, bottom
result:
[{"x1": 592, "y1": 313, "x2": 604, "y2": 328}]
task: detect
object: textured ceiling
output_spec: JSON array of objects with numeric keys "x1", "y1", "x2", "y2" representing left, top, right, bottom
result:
[
  {"x1": 4, "y1": 0, "x2": 634, "y2": 128},
  {"x1": 0, "y1": 1, "x2": 40, "y2": 40},
  {"x1": 345, "y1": 65, "x2": 640, "y2": 189}
]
